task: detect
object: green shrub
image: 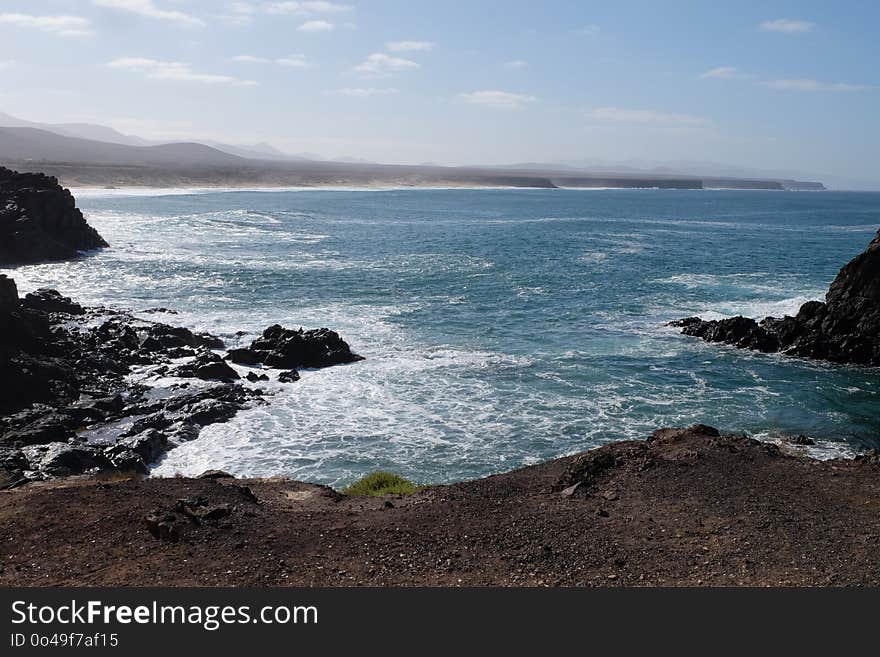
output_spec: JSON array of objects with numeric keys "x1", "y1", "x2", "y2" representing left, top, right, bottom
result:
[{"x1": 342, "y1": 471, "x2": 419, "y2": 497}]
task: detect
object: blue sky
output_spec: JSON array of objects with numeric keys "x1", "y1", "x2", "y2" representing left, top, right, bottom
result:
[{"x1": 0, "y1": 1, "x2": 877, "y2": 185}]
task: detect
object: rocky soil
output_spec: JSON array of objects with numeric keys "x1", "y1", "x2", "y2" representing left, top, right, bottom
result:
[
  {"x1": 0, "y1": 167, "x2": 108, "y2": 265},
  {"x1": 673, "y1": 229, "x2": 880, "y2": 366},
  {"x1": 0, "y1": 276, "x2": 363, "y2": 488},
  {"x1": 1, "y1": 425, "x2": 879, "y2": 587}
]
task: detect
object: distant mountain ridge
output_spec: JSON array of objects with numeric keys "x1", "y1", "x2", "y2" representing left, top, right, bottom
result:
[{"x1": 0, "y1": 112, "x2": 827, "y2": 191}]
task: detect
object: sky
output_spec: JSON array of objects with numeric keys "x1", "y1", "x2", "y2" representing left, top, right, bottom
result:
[{"x1": 0, "y1": 1, "x2": 878, "y2": 187}]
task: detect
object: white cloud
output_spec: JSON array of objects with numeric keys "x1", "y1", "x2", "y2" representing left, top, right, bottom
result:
[
  {"x1": 338, "y1": 87, "x2": 398, "y2": 97},
  {"x1": 108, "y1": 57, "x2": 257, "y2": 86},
  {"x1": 578, "y1": 24, "x2": 600, "y2": 36},
  {"x1": 759, "y1": 19, "x2": 814, "y2": 33},
  {"x1": 276, "y1": 54, "x2": 308, "y2": 67},
  {"x1": 763, "y1": 79, "x2": 870, "y2": 92},
  {"x1": 386, "y1": 40, "x2": 434, "y2": 52},
  {"x1": 701, "y1": 66, "x2": 743, "y2": 79},
  {"x1": 93, "y1": 1, "x2": 204, "y2": 26},
  {"x1": 233, "y1": 54, "x2": 270, "y2": 63},
  {"x1": 298, "y1": 19, "x2": 333, "y2": 31},
  {"x1": 354, "y1": 53, "x2": 419, "y2": 78},
  {"x1": 219, "y1": 2, "x2": 256, "y2": 25},
  {"x1": 505, "y1": 59, "x2": 528, "y2": 69},
  {"x1": 264, "y1": 2, "x2": 351, "y2": 14},
  {"x1": 460, "y1": 90, "x2": 536, "y2": 110},
  {"x1": 232, "y1": 54, "x2": 308, "y2": 68},
  {"x1": 586, "y1": 107, "x2": 709, "y2": 126},
  {"x1": 0, "y1": 13, "x2": 93, "y2": 37}
]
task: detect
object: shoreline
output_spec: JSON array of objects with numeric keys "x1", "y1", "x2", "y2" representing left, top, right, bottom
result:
[{"x1": 68, "y1": 183, "x2": 848, "y2": 199}]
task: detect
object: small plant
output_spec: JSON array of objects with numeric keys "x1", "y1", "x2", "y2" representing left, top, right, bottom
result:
[{"x1": 342, "y1": 471, "x2": 420, "y2": 497}]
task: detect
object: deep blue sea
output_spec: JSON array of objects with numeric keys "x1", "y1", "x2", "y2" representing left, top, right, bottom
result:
[{"x1": 6, "y1": 188, "x2": 880, "y2": 484}]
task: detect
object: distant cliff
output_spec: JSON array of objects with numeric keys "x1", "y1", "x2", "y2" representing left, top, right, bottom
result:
[{"x1": 0, "y1": 167, "x2": 108, "y2": 266}]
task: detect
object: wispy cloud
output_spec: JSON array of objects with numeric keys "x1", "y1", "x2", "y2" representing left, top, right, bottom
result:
[
  {"x1": 700, "y1": 66, "x2": 744, "y2": 80},
  {"x1": 232, "y1": 54, "x2": 270, "y2": 63},
  {"x1": 759, "y1": 19, "x2": 814, "y2": 33},
  {"x1": 277, "y1": 54, "x2": 308, "y2": 67},
  {"x1": 219, "y1": 2, "x2": 257, "y2": 25},
  {"x1": 763, "y1": 79, "x2": 870, "y2": 92},
  {"x1": 586, "y1": 107, "x2": 709, "y2": 126},
  {"x1": 108, "y1": 57, "x2": 257, "y2": 86},
  {"x1": 264, "y1": 2, "x2": 351, "y2": 14},
  {"x1": 298, "y1": 19, "x2": 333, "y2": 32},
  {"x1": 386, "y1": 40, "x2": 434, "y2": 52},
  {"x1": 0, "y1": 13, "x2": 93, "y2": 37},
  {"x1": 460, "y1": 90, "x2": 536, "y2": 110},
  {"x1": 338, "y1": 87, "x2": 398, "y2": 97},
  {"x1": 578, "y1": 24, "x2": 600, "y2": 36},
  {"x1": 233, "y1": 54, "x2": 309, "y2": 68},
  {"x1": 92, "y1": 1, "x2": 204, "y2": 27},
  {"x1": 505, "y1": 59, "x2": 528, "y2": 69},
  {"x1": 354, "y1": 53, "x2": 419, "y2": 78}
]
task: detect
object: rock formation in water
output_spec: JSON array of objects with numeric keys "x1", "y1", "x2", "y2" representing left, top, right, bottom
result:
[
  {"x1": 673, "y1": 229, "x2": 880, "y2": 366},
  {"x1": 0, "y1": 166, "x2": 108, "y2": 265},
  {"x1": 0, "y1": 276, "x2": 364, "y2": 487}
]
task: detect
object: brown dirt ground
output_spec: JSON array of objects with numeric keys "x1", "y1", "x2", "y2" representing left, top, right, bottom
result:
[{"x1": 2, "y1": 427, "x2": 879, "y2": 587}]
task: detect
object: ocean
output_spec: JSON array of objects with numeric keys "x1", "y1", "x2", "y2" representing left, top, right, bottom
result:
[{"x1": 6, "y1": 188, "x2": 880, "y2": 485}]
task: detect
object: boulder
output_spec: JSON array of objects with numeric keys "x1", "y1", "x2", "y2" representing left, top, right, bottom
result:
[
  {"x1": 21, "y1": 289, "x2": 85, "y2": 315},
  {"x1": 174, "y1": 350, "x2": 240, "y2": 382},
  {"x1": 278, "y1": 370, "x2": 300, "y2": 383},
  {"x1": 226, "y1": 324, "x2": 364, "y2": 370}
]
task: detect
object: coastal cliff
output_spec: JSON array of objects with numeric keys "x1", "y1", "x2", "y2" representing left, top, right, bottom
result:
[
  {"x1": 674, "y1": 229, "x2": 880, "y2": 366},
  {"x1": 0, "y1": 166, "x2": 107, "y2": 265}
]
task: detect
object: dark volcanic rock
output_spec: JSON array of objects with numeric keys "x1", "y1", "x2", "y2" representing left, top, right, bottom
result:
[
  {"x1": 673, "y1": 230, "x2": 880, "y2": 366},
  {"x1": 0, "y1": 275, "x2": 363, "y2": 482},
  {"x1": 173, "y1": 350, "x2": 240, "y2": 382},
  {"x1": 226, "y1": 324, "x2": 364, "y2": 369},
  {"x1": 278, "y1": 369, "x2": 300, "y2": 383},
  {"x1": 0, "y1": 167, "x2": 108, "y2": 265},
  {"x1": 21, "y1": 288, "x2": 85, "y2": 315},
  {"x1": 0, "y1": 275, "x2": 18, "y2": 311}
]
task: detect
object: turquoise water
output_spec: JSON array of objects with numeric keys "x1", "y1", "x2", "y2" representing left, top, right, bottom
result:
[{"x1": 6, "y1": 188, "x2": 880, "y2": 484}]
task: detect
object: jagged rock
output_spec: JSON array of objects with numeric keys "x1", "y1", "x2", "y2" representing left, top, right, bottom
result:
[
  {"x1": 105, "y1": 429, "x2": 169, "y2": 472},
  {"x1": 278, "y1": 369, "x2": 300, "y2": 383},
  {"x1": 225, "y1": 324, "x2": 363, "y2": 369},
  {"x1": 173, "y1": 350, "x2": 239, "y2": 381},
  {"x1": 198, "y1": 470, "x2": 235, "y2": 479},
  {"x1": 245, "y1": 371, "x2": 269, "y2": 382},
  {"x1": 21, "y1": 289, "x2": 85, "y2": 315},
  {"x1": 140, "y1": 324, "x2": 224, "y2": 353},
  {"x1": 674, "y1": 230, "x2": 880, "y2": 366},
  {"x1": 22, "y1": 442, "x2": 112, "y2": 478},
  {"x1": 0, "y1": 275, "x2": 19, "y2": 311},
  {"x1": 0, "y1": 167, "x2": 108, "y2": 265}
]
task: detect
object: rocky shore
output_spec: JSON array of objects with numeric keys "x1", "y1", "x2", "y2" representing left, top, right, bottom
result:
[
  {"x1": 0, "y1": 167, "x2": 108, "y2": 265},
  {"x1": 1, "y1": 424, "x2": 879, "y2": 586},
  {"x1": 673, "y1": 229, "x2": 880, "y2": 366},
  {"x1": 0, "y1": 275, "x2": 363, "y2": 487}
]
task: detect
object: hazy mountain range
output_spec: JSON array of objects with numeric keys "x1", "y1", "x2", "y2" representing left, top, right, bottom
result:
[{"x1": 0, "y1": 111, "x2": 833, "y2": 190}]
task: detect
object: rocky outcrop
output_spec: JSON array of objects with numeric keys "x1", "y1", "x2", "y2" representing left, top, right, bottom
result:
[
  {"x1": 226, "y1": 324, "x2": 364, "y2": 370},
  {"x1": 673, "y1": 229, "x2": 880, "y2": 366},
  {"x1": 0, "y1": 277, "x2": 364, "y2": 485},
  {"x1": 0, "y1": 166, "x2": 108, "y2": 265}
]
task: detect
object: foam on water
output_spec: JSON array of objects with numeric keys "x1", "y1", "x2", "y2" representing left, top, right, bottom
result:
[{"x1": 4, "y1": 188, "x2": 879, "y2": 485}]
